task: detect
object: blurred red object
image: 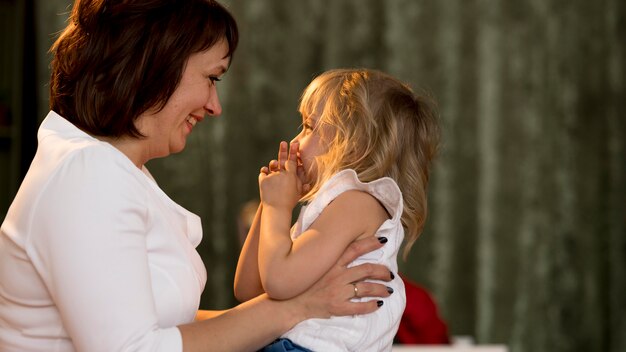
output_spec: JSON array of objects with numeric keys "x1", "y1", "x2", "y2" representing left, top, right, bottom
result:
[{"x1": 395, "y1": 275, "x2": 450, "y2": 345}]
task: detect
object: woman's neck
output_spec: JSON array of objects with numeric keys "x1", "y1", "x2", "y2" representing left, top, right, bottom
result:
[{"x1": 97, "y1": 135, "x2": 147, "y2": 169}]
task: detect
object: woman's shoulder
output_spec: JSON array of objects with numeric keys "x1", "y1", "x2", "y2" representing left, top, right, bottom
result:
[
  {"x1": 31, "y1": 134, "x2": 149, "y2": 214},
  {"x1": 50, "y1": 141, "x2": 140, "y2": 185},
  {"x1": 36, "y1": 113, "x2": 138, "y2": 179},
  {"x1": 7, "y1": 128, "x2": 151, "y2": 247}
]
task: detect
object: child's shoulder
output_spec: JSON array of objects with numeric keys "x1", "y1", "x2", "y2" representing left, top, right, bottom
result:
[
  {"x1": 311, "y1": 188, "x2": 388, "y2": 240},
  {"x1": 319, "y1": 169, "x2": 402, "y2": 213},
  {"x1": 322, "y1": 169, "x2": 400, "y2": 194},
  {"x1": 302, "y1": 169, "x2": 402, "y2": 227},
  {"x1": 330, "y1": 189, "x2": 382, "y2": 210},
  {"x1": 300, "y1": 170, "x2": 401, "y2": 235}
]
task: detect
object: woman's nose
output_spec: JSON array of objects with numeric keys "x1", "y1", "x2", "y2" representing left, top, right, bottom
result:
[{"x1": 204, "y1": 89, "x2": 222, "y2": 116}]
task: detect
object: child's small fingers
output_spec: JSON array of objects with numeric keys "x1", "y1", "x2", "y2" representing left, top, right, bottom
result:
[
  {"x1": 297, "y1": 164, "x2": 310, "y2": 185},
  {"x1": 278, "y1": 141, "x2": 288, "y2": 170},
  {"x1": 297, "y1": 164, "x2": 305, "y2": 178},
  {"x1": 284, "y1": 158, "x2": 298, "y2": 173},
  {"x1": 289, "y1": 142, "x2": 299, "y2": 162},
  {"x1": 269, "y1": 160, "x2": 279, "y2": 172}
]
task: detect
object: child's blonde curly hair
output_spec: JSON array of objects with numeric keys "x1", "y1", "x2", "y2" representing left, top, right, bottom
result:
[{"x1": 299, "y1": 68, "x2": 440, "y2": 259}]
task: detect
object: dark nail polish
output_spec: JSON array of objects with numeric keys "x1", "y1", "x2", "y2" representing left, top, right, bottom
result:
[
  {"x1": 390, "y1": 271, "x2": 395, "y2": 280},
  {"x1": 378, "y1": 237, "x2": 388, "y2": 244},
  {"x1": 386, "y1": 286, "x2": 394, "y2": 294},
  {"x1": 377, "y1": 300, "x2": 384, "y2": 307}
]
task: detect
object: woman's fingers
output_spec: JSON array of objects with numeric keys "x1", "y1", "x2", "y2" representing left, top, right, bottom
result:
[
  {"x1": 298, "y1": 235, "x2": 394, "y2": 320},
  {"x1": 351, "y1": 282, "x2": 392, "y2": 300},
  {"x1": 341, "y1": 262, "x2": 394, "y2": 284},
  {"x1": 332, "y1": 282, "x2": 392, "y2": 316},
  {"x1": 341, "y1": 300, "x2": 385, "y2": 316},
  {"x1": 337, "y1": 236, "x2": 387, "y2": 267},
  {"x1": 332, "y1": 300, "x2": 382, "y2": 316}
]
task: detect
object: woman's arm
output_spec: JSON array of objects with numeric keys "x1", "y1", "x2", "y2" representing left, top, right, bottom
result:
[
  {"x1": 181, "y1": 235, "x2": 394, "y2": 352},
  {"x1": 233, "y1": 203, "x2": 264, "y2": 302},
  {"x1": 194, "y1": 310, "x2": 226, "y2": 321}
]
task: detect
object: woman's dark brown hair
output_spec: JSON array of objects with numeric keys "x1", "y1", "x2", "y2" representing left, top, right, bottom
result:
[{"x1": 49, "y1": 0, "x2": 238, "y2": 137}]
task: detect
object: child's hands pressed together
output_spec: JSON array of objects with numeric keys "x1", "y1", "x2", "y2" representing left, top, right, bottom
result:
[{"x1": 259, "y1": 141, "x2": 309, "y2": 210}]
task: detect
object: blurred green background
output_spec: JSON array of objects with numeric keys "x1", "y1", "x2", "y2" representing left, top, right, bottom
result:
[{"x1": 1, "y1": 1, "x2": 624, "y2": 351}]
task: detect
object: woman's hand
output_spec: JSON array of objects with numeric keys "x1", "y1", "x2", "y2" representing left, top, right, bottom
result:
[
  {"x1": 292, "y1": 235, "x2": 394, "y2": 318},
  {"x1": 182, "y1": 195, "x2": 393, "y2": 352}
]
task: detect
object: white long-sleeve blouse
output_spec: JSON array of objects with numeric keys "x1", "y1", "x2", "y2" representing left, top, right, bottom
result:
[{"x1": 0, "y1": 111, "x2": 207, "y2": 351}]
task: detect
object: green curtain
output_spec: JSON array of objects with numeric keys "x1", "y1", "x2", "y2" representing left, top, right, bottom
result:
[{"x1": 32, "y1": 1, "x2": 625, "y2": 351}]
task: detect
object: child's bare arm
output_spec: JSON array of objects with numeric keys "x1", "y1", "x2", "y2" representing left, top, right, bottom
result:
[
  {"x1": 233, "y1": 203, "x2": 264, "y2": 302},
  {"x1": 258, "y1": 142, "x2": 388, "y2": 300},
  {"x1": 260, "y1": 189, "x2": 388, "y2": 300},
  {"x1": 234, "y1": 142, "x2": 303, "y2": 302}
]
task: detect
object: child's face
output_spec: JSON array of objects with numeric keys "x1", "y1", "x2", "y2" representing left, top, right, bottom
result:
[{"x1": 291, "y1": 112, "x2": 327, "y2": 184}]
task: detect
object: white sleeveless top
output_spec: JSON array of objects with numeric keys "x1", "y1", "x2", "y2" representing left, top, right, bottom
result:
[{"x1": 283, "y1": 169, "x2": 406, "y2": 352}]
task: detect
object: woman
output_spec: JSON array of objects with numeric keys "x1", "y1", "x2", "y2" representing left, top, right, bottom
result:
[{"x1": 0, "y1": 1, "x2": 394, "y2": 351}]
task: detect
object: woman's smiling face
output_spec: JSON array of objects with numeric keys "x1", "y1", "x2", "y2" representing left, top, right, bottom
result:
[{"x1": 136, "y1": 39, "x2": 230, "y2": 161}]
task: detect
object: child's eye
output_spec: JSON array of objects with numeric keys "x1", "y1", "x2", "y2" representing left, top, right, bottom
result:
[{"x1": 298, "y1": 122, "x2": 311, "y2": 132}]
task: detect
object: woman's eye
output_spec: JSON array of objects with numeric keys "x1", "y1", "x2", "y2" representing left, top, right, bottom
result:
[{"x1": 208, "y1": 76, "x2": 222, "y2": 84}]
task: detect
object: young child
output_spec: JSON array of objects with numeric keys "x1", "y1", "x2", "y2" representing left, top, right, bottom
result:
[{"x1": 234, "y1": 68, "x2": 439, "y2": 352}]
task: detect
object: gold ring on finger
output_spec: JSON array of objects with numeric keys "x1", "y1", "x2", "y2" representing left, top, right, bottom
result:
[{"x1": 352, "y1": 283, "x2": 358, "y2": 298}]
